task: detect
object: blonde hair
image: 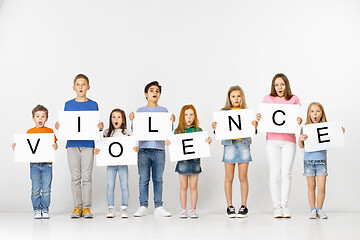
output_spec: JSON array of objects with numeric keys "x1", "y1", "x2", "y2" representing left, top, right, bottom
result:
[
  {"x1": 175, "y1": 104, "x2": 200, "y2": 134},
  {"x1": 221, "y1": 85, "x2": 247, "y2": 110},
  {"x1": 305, "y1": 102, "x2": 327, "y2": 124}
]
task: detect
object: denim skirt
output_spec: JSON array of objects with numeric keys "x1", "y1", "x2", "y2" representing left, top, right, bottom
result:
[
  {"x1": 222, "y1": 139, "x2": 252, "y2": 164},
  {"x1": 175, "y1": 158, "x2": 202, "y2": 175}
]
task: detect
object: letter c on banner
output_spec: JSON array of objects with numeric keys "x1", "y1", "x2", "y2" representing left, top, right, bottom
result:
[
  {"x1": 272, "y1": 110, "x2": 286, "y2": 126},
  {"x1": 108, "y1": 142, "x2": 124, "y2": 157}
]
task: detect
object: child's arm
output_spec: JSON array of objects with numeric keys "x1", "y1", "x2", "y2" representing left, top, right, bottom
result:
[
  {"x1": 342, "y1": 127, "x2": 345, "y2": 133},
  {"x1": 205, "y1": 137, "x2": 212, "y2": 144},
  {"x1": 94, "y1": 148, "x2": 100, "y2": 155},
  {"x1": 97, "y1": 122, "x2": 104, "y2": 131},
  {"x1": 52, "y1": 142, "x2": 58, "y2": 150},
  {"x1": 55, "y1": 121, "x2": 60, "y2": 130},
  {"x1": 256, "y1": 113, "x2": 262, "y2": 122},
  {"x1": 297, "y1": 117, "x2": 303, "y2": 125},
  {"x1": 298, "y1": 134, "x2": 307, "y2": 149},
  {"x1": 170, "y1": 114, "x2": 175, "y2": 123},
  {"x1": 133, "y1": 146, "x2": 139, "y2": 152},
  {"x1": 252, "y1": 120, "x2": 258, "y2": 135},
  {"x1": 129, "y1": 112, "x2": 135, "y2": 121},
  {"x1": 165, "y1": 139, "x2": 171, "y2": 146},
  {"x1": 12, "y1": 143, "x2": 16, "y2": 151}
]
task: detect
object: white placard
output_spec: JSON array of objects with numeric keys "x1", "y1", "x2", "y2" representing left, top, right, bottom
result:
[
  {"x1": 303, "y1": 121, "x2": 345, "y2": 152},
  {"x1": 58, "y1": 111, "x2": 100, "y2": 140},
  {"x1": 258, "y1": 103, "x2": 300, "y2": 134},
  {"x1": 168, "y1": 132, "x2": 211, "y2": 162},
  {"x1": 213, "y1": 109, "x2": 256, "y2": 140},
  {"x1": 14, "y1": 133, "x2": 55, "y2": 163},
  {"x1": 132, "y1": 112, "x2": 172, "y2": 140},
  {"x1": 95, "y1": 136, "x2": 138, "y2": 166}
]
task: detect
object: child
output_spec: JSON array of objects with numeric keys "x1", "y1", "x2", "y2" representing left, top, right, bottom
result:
[
  {"x1": 55, "y1": 74, "x2": 104, "y2": 218},
  {"x1": 212, "y1": 85, "x2": 258, "y2": 218},
  {"x1": 298, "y1": 102, "x2": 345, "y2": 219},
  {"x1": 129, "y1": 81, "x2": 175, "y2": 217},
  {"x1": 12, "y1": 104, "x2": 58, "y2": 219},
  {"x1": 166, "y1": 105, "x2": 212, "y2": 218},
  {"x1": 256, "y1": 73, "x2": 302, "y2": 218},
  {"x1": 94, "y1": 109, "x2": 139, "y2": 218}
]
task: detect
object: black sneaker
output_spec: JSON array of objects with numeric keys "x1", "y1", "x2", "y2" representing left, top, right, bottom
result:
[
  {"x1": 237, "y1": 205, "x2": 248, "y2": 218},
  {"x1": 227, "y1": 206, "x2": 236, "y2": 218}
]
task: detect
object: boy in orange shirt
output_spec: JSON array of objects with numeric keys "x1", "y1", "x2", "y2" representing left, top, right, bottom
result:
[{"x1": 12, "y1": 104, "x2": 58, "y2": 219}]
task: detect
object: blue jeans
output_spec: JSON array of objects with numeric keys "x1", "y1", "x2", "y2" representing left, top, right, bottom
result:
[
  {"x1": 107, "y1": 165, "x2": 129, "y2": 207},
  {"x1": 138, "y1": 148, "x2": 165, "y2": 208},
  {"x1": 30, "y1": 163, "x2": 53, "y2": 211}
]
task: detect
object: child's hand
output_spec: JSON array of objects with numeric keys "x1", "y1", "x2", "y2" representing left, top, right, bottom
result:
[
  {"x1": 211, "y1": 121, "x2": 217, "y2": 130},
  {"x1": 297, "y1": 117, "x2": 302, "y2": 125},
  {"x1": 94, "y1": 148, "x2": 100, "y2": 155},
  {"x1": 299, "y1": 134, "x2": 308, "y2": 142},
  {"x1": 165, "y1": 139, "x2": 171, "y2": 146},
  {"x1": 342, "y1": 127, "x2": 345, "y2": 133},
  {"x1": 52, "y1": 143, "x2": 58, "y2": 150},
  {"x1": 252, "y1": 120, "x2": 258, "y2": 128},
  {"x1": 129, "y1": 112, "x2": 135, "y2": 121},
  {"x1": 12, "y1": 143, "x2": 16, "y2": 151},
  {"x1": 55, "y1": 121, "x2": 60, "y2": 130},
  {"x1": 133, "y1": 146, "x2": 139, "y2": 152},
  {"x1": 170, "y1": 114, "x2": 175, "y2": 123},
  {"x1": 205, "y1": 137, "x2": 212, "y2": 144},
  {"x1": 98, "y1": 122, "x2": 104, "y2": 131},
  {"x1": 256, "y1": 113, "x2": 262, "y2": 122}
]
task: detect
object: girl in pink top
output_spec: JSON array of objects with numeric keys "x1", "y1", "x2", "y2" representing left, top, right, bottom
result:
[{"x1": 256, "y1": 73, "x2": 302, "y2": 218}]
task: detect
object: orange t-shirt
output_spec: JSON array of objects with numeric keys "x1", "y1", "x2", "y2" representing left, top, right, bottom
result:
[{"x1": 27, "y1": 127, "x2": 57, "y2": 163}]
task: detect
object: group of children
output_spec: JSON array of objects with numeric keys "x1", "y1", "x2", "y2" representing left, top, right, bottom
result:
[{"x1": 12, "y1": 73, "x2": 344, "y2": 220}]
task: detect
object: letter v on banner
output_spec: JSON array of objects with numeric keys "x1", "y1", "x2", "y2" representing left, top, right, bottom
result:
[{"x1": 27, "y1": 138, "x2": 40, "y2": 154}]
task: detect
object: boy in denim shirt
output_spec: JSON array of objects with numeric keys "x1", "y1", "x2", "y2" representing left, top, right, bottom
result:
[{"x1": 129, "y1": 81, "x2": 174, "y2": 217}]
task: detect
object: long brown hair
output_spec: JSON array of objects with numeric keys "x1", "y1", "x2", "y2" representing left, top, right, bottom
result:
[
  {"x1": 106, "y1": 108, "x2": 127, "y2": 137},
  {"x1": 270, "y1": 73, "x2": 293, "y2": 100},
  {"x1": 175, "y1": 105, "x2": 200, "y2": 134},
  {"x1": 221, "y1": 85, "x2": 247, "y2": 110},
  {"x1": 305, "y1": 102, "x2": 327, "y2": 125}
]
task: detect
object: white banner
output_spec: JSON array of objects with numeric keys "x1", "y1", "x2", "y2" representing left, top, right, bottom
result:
[
  {"x1": 14, "y1": 133, "x2": 55, "y2": 163},
  {"x1": 95, "y1": 136, "x2": 138, "y2": 166},
  {"x1": 132, "y1": 112, "x2": 172, "y2": 140},
  {"x1": 213, "y1": 109, "x2": 256, "y2": 140},
  {"x1": 58, "y1": 111, "x2": 100, "y2": 140},
  {"x1": 303, "y1": 121, "x2": 345, "y2": 152},
  {"x1": 258, "y1": 103, "x2": 300, "y2": 134},
  {"x1": 168, "y1": 132, "x2": 211, "y2": 162}
]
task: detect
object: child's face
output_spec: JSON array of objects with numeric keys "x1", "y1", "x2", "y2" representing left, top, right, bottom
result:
[
  {"x1": 229, "y1": 90, "x2": 242, "y2": 108},
  {"x1": 309, "y1": 105, "x2": 323, "y2": 123},
  {"x1": 184, "y1": 109, "x2": 195, "y2": 127},
  {"x1": 274, "y1": 77, "x2": 286, "y2": 98},
  {"x1": 111, "y1": 112, "x2": 123, "y2": 129},
  {"x1": 145, "y1": 86, "x2": 161, "y2": 103},
  {"x1": 73, "y1": 78, "x2": 90, "y2": 98},
  {"x1": 33, "y1": 111, "x2": 48, "y2": 128}
]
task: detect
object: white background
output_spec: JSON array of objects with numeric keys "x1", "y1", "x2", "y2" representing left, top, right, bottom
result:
[{"x1": 0, "y1": 0, "x2": 358, "y2": 214}]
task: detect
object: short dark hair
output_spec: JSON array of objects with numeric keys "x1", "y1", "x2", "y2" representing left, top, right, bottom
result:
[
  {"x1": 32, "y1": 104, "x2": 48, "y2": 118},
  {"x1": 144, "y1": 81, "x2": 162, "y2": 94},
  {"x1": 73, "y1": 74, "x2": 89, "y2": 85}
]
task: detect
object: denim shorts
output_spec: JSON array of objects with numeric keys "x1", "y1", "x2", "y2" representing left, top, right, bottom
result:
[
  {"x1": 222, "y1": 139, "x2": 252, "y2": 164},
  {"x1": 175, "y1": 158, "x2": 201, "y2": 175},
  {"x1": 303, "y1": 160, "x2": 328, "y2": 177}
]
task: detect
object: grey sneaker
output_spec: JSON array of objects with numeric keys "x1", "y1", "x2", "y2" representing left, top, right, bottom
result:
[
  {"x1": 42, "y1": 210, "x2": 50, "y2": 219},
  {"x1": 154, "y1": 206, "x2": 171, "y2": 217},
  {"x1": 106, "y1": 206, "x2": 115, "y2": 218},
  {"x1": 120, "y1": 206, "x2": 129, "y2": 218},
  {"x1": 34, "y1": 210, "x2": 42, "y2": 219},
  {"x1": 317, "y1": 209, "x2": 328, "y2": 219},
  {"x1": 274, "y1": 208, "x2": 283, "y2": 218},
  {"x1": 179, "y1": 208, "x2": 187, "y2": 218},
  {"x1": 134, "y1": 206, "x2": 147, "y2": 217},
  {"x1": 281, "y1": 207, "x2": 291, "y2": 218},
  {"x1": 189, "y1": 209, "x2": 198, "y2": 219},
  {"x1": 309, "y1": 209, "x2": 318, "y2": 219}
]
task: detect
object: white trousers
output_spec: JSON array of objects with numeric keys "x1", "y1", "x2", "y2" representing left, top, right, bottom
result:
[{"x1": 266, "y1": 140, "x2": 296, "y2": 208}]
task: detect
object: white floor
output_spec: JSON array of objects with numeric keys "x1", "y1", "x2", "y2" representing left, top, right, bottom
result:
[{"x1": 0, "y1": 212, "x2": 359, "y2": 240}]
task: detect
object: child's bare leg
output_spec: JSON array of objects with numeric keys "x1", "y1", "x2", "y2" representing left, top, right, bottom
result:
[
  {"x1": 307, "y1": 177, "x2": 316, "y2": 208},
  {"x1": 316, "y1": 176, "x2": 327, "y2": 209},
  {"x1": 224, "y1": 163, "x2": 235, "y2": 207},
  {"x1": 179, "y1": 175, "x2": 189, "y2": 209},
  {"x1": 238, "y1": 163, "x2": 249, "y2": 206},
  {"x1": 189, "y1": 174, "x2": 199, "y2": 209}
]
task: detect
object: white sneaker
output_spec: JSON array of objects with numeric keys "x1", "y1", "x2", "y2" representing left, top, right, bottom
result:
[
  {"x1": 134, "y1": 206, "x2": 147, "y2": 217},
  {"x1": 281, "y1": 207, "x2": 291, "y2": 218},
  {"x1": 273, "y1": 208, "x2": 283, "y2": 218},
  {"x1": 189, "y1": 209, "x2": 198, "y2": 219},
  {"x1": 179, "y1": 208, "x2": 187, "y2": 218},
  {"x1": 34, "y1": 210, "x2": 42, "y2": 219},
  {"x1": 42, "y1": 210, "x2": 50, "y2": 219},
  {"x1": 154, "y1": 206, "x2": 171, "y2": 217},
  {"x1": 317, "y1": 209, "x2": 328, "y2": 219},
  {"x1": 309, "y1": 209, "x2": 318, "y2": 219},
  {"x1": 106, "y1": 206, "x2": 115, "y2": 218},
  {"x1": 120, "y1": 206, "x2": 129, "y2": 218}
]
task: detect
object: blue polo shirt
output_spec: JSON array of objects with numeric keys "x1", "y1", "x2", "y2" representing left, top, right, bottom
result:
[{"x1": 64, "y1": 98, "x2": 99, "y2": 148}]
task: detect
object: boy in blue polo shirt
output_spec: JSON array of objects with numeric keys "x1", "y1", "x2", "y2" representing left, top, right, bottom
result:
[{"x1": 56, "y1": 74, "x2": 103, "y2": 218}]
